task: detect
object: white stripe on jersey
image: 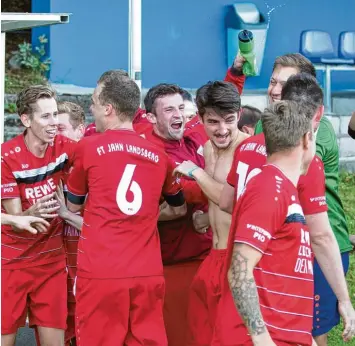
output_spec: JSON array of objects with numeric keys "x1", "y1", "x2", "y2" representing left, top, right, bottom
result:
[
  {"x1": 287, "y1": 203, "x2": 304, "y2": 217},
  {"x1": 12, "y1": 153, "x2": 68, "y2": 179},
  {"x1": 260, "y1": 303, "x2": 313, "y2": 318},
  {"x1": 254, "y1": 267, "x2": 314, "y2": 283},
  {"x1": 264, "y1": 321, "x2": 312, "y2": 335},
  {"x1": 256, "y1": 285, "x2": 313, "y2": 300}
]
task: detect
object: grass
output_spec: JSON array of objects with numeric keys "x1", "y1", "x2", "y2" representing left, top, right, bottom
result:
[
  {"x1": 328, "y1": 172, "x2": 355, "y2": 346},
  {"x1": 5, "y1": 70, "x2": 47, "y2": 94}
]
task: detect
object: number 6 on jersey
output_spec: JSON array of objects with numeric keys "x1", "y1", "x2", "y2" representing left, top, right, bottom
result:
[{"x1": 116, "y1": 164, "x2": 142, "y2": 215}]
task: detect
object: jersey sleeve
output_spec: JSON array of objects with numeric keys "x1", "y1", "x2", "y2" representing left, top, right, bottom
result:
[
  {"x1": 233, "y1": 186, "x2": 286, "y2": 253},
  {"x1": 1, "y1": 158, "x2": 20, "y2": 199},
  {"x1": 298, "y1": 156, "x2": 328, "y2": 215},
  {"x1": 227, "y1": 152, "x2": 238, "y2": 187},
  {"x1": 224, "y1": 68, "x2": 246, "y2": 95},
  {"x1": 162, "y1": 157, "x2": 185, "y2": 207},
  {"x1": 181, "y1": 179, "x2": 208, "y2": 205},
  {"x1": 66, "y1": 141, "x2": 87, "y2": 205}
]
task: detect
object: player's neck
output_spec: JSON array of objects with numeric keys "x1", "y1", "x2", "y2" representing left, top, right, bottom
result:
[
  {"x1": 24, "y1": 130, "x2": 49, "y2": 158},
  {"x1": 105, "y1": 120, "x2": 134, "y2": 131},
  {"x1": 266, "y1": 152, "x2": 302, "y2": 187}
]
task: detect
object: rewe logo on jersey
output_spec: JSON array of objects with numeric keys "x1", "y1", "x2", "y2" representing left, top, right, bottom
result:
[{"x1": 25, "y1": 178, "x2": 57, "y2": 202}]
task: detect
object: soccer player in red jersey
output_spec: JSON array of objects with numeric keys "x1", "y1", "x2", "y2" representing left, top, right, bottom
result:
[
  {"x1": 1, "y1": 85, "x2": 76, "y2": 346},
  {"x1": 65, "y1": 71, "x2": 186, "y2": 346},
  {"x1": 57, "y1": 101, "x2": 86, "y2": 346},
  {"x1": 137, "y1": 83, "x2": 211, "y2": 346},
  {"x1": 219, "y1": 100, "x2": 316, "y2": 345},
  {"x1": 219, "y1": 73, "x2": 355, "y2": 344}
]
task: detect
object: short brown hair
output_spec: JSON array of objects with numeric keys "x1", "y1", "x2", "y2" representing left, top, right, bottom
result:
[
  {"x1": 196, "y1": 81, "x2": 241, "y2": 117},
  {"x1": 273, "y1": 53, "x2": 316, "y2": 77},
  {"x1": 262, "y1": 100, "x2": 313, "y2": 156},
  {"x1": 16, "y1": 85, "x2": 56, "y2": 118},
  {"x1": 57, "y1": 101, "x2": 85, "y2": 129},
  {"x1": 97, "y1": 70, "x2": 140, "y2": 120},
  {"x1": 238, "y1": 105, "x2": 262, "y2": 130},
  {"x1": 144, "y1": 84, "x2": 184, "y2": 114},
  {"x1": 281, "y1": 73, "x2": 323, "y2": 118}
]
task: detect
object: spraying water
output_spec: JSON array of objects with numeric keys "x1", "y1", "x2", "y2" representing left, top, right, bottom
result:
[{"x1": 264, "y1": 1, "x2": 288, "y2": 30}]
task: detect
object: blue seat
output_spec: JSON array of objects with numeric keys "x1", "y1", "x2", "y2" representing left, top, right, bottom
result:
[
  {"x1": 339, "y1": 31, "x2": 355, "y2": 63},
  {"x1": 300, "y1": 30, "x2": 351, "y2": 64}
]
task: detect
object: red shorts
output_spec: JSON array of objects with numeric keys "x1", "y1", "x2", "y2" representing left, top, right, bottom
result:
[
  {"x1": 212, "y1": 291, "x2": 308, "y2": 346},
  {"x1": 75, "y1": 276, "x2": 166, "y2": 346},
  {"x1": 163, "y1": 260, "x2": 203, "y2": 346},
  {"x1": 1, "y1": 260, "x2": 67, "y2": 335},
  {"x1": 187, "y1": 249, "x2": 227, "y2": 346}
]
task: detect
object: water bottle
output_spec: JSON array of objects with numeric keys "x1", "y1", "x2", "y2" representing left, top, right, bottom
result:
[{"x1": 238, "y1": 30, "x2": 257, "y2": 76}]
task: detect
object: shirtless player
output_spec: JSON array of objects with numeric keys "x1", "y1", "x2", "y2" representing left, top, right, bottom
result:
[{"x1": 174, "y1": 80, "x2": 248, "y2": 345}]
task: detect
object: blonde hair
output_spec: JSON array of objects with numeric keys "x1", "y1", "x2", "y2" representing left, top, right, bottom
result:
[{"x1": 57, "y1": 101, "x2": 85, "y2": 129}]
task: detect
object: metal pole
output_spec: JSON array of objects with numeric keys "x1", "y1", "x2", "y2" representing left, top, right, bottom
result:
[
  {"x1": 1, "y1": 31, "x2": 6, "y2": 143},
  {"x1": 324, "y1": 65, "x2": 332, "y2": 114},
  {"x1": 128, "y1": 0, "x2": 142, "y2": 92}
]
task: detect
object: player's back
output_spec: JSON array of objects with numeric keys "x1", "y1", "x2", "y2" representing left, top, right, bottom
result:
[
  {"x1": 70, "y1": 129, "x2": 177, "y2": 279},
  {"x1": 227, "y1": 133, "x2": 267, "y2": 201}
]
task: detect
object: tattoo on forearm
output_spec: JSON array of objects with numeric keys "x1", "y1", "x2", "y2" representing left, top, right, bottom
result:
[{"x1": 228, "y1": 247, "x2": 266, "y2": 336}]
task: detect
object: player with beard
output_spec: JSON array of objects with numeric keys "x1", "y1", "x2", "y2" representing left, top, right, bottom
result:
[
  {"x1": 173, "y1": 80, "x2": 249, "y2": 345},
  {"x1": 134, "y1": 83, "x2": 212, "y2": 346}
]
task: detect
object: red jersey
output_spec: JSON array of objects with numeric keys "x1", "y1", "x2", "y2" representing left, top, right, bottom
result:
[
  {"x1": 227, "y1": 133, "x2": 328, "y2": 215},
  {"x1": 184, "y1": 117, "x2": 209, "y2": 145},
  {"x1": 220, "y1": 165, "x2": 313, "y2": 345},
  {"x1": 66, "y1": 129, "x2": 184, "y2": 278},
  {"x1": 132, "y1": 108, "x2": 150, "y2": 124},
  {"x1": 1, "y1": 133, "x2": 76, "y2": 269},
  {"x1": 135, "y1": 126, "x2": 211, "y2": 263},
  {"x1": 84, "y1": 123, "x2": 97, "y2": 137}
]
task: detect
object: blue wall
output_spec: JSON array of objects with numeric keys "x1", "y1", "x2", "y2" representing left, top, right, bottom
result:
[{"x1": 33, "y1": 0, "x2": 355, "y2": 91}]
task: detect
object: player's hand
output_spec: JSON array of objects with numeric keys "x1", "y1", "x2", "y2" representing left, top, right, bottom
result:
[
  {"x1": 173, "y1": 160, "x2": 201, "y2": 178},
  {"x1": 10, "y1": 215, "x2": 50, "y2": 234},
  {"x1": 338, "y1": 300, "x2": 355, "y2": 342},
  {"x1": 25, "y1": 192, "x2": 60, "y2": 219},
  {"x1": 54, "y1": 181, "x2": 69, "y2": 219},
  {"x1": 192, "y1": 210, "x2": 209, "y2": 234},
  {"x1": 233, "y1": 53, "x2": 246, "y2": 73},
  {"x1": 159, "y1": 201, "x2": 168, "y2": 211}
]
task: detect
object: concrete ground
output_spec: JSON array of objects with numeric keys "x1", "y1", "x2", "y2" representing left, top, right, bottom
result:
[{"x1": 15, "y1": 327, "x2": 37, "y2": 346}]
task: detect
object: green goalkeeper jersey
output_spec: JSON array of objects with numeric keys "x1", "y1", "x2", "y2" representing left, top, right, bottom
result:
[{"x1": 254, "y1": 116, "x2": 352, "y2": 253}]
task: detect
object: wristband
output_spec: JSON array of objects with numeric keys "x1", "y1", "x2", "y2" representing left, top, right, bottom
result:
[{"x1": 187, "y1": 166, "x2": 199, "y2": 178}]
